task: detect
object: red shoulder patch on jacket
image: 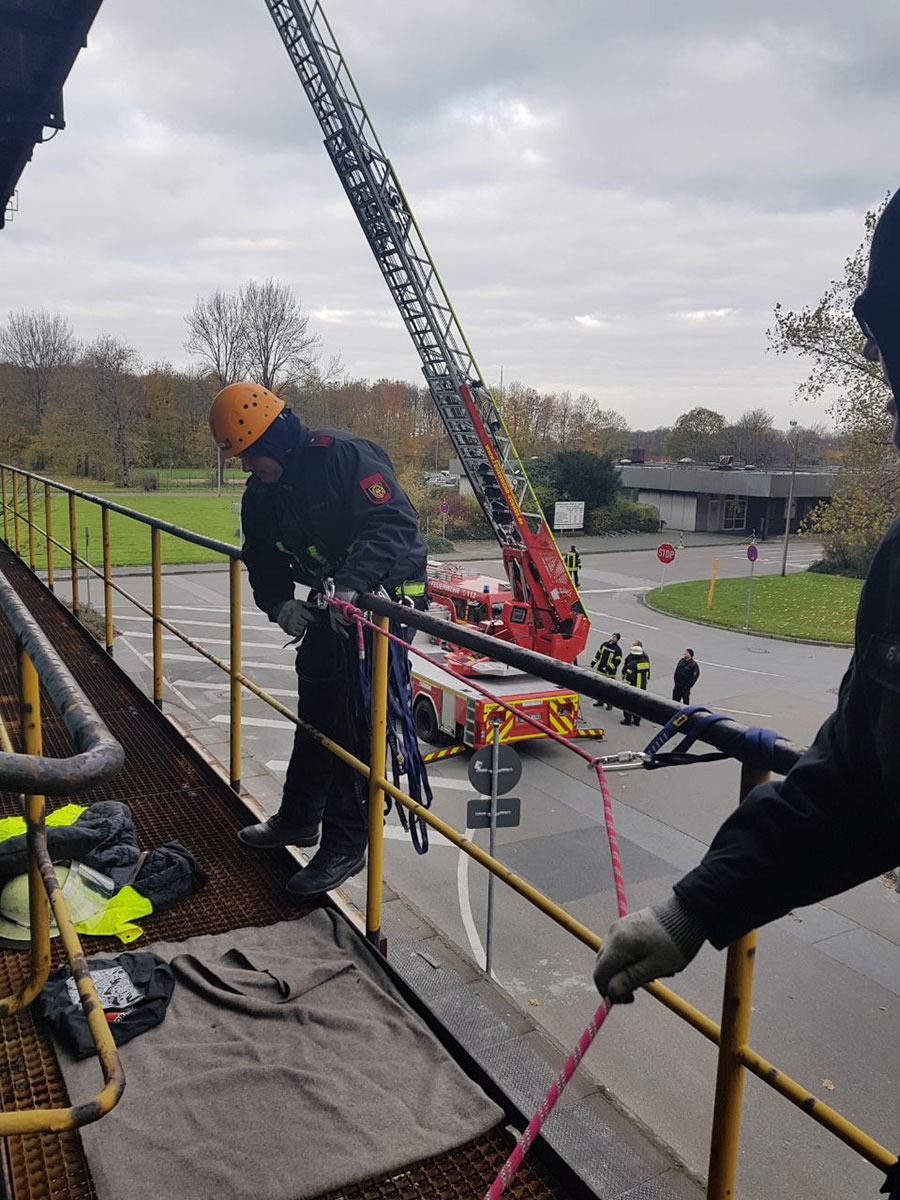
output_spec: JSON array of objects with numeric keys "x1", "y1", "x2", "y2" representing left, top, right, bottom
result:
[
  {"x1": 359, "y1": 472, "x2": 392, "y2": 505},
  {"x1": 307, "y1": 433, "x2": 334, "y2": 448}
]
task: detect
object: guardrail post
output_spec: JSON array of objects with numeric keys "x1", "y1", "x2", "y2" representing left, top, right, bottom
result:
[
  {"x1": 102, "y1": 507, "x2": 113, "y2": 655},
  {"x1": 44, "y1": 482, "x2": 54, "y2": 592},
  {"x1": 151, "y1": 527, "x2": 162, "y2": 709},
  {"x1": 229, "y1": 557, "x2": 241, "y2": 791},
  {"x1": 365, "y1": 614, "x2": 390, "y2": 949},
  {"x1": 16, "y1": 642, "x2": 52, "y2": 1007},
  {"x1": 706, "y1": 761, "x2": 768, "y2": 1199},
  {"x1": 68, "y1": 492, "x2": 79, "y2": 616},
  {"x1": 25, "y1": 476, "x2": 35, "y2": 571},
  {"x1": 12, "y1": 471, "x2": 20, "y2": 556},
  {"x1": 0, "y1": 465, "x2": 7, "y2": 543}
]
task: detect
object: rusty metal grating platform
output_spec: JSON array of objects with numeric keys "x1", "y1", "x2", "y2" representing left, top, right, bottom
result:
[{"x1": 0, "y1": 545, "x2": 572, "y2": 1200}]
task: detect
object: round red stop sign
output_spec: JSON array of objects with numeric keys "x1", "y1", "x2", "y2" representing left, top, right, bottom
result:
[{"x1": 657, "y1": 543, "x2": 676, "y2": 564}]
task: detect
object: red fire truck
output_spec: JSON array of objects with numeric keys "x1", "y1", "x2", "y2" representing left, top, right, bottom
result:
[
  {"x1": 412, "y1": 562, "x2": 599, "y2": 750},
  {"x1": 411, "y1": 643, "x2": 582, "y2": 750}
]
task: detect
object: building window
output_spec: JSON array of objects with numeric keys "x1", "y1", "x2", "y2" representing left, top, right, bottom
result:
[{"x1": 723, "y1": 497, "x2": 747, "y2": 531}]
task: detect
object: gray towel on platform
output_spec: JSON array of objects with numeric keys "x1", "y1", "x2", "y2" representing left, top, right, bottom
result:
[{"x1": 57, "y1": 910, "x2": 502, "y2": 1200}]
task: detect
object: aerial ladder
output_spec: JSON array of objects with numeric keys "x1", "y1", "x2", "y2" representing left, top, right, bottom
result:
[{"x1": 262, "y1": 0, "x2": 590, "y2": 664}]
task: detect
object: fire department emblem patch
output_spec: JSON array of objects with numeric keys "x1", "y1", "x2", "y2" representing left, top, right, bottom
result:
[{"x1": 360, "y1": 472, "x2": 392, "y2": 505}]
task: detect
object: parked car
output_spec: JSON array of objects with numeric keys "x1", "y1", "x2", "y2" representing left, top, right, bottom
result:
[{"x1": 424, "y1": 470, "x2": 460, "y2": 487}]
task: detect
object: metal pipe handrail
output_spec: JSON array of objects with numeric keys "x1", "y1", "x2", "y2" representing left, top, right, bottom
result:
[
  {"x1": 361, "y1": 592, "x2": 804, "y2": 776},
  {"x1": 0, "y1": 569, "x2": 124, "y2": 794}
]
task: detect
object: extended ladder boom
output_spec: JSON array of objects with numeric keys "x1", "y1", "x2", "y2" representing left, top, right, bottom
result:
[{"x1": 264, "y1": 0, "x2": 588, "y2": 660}]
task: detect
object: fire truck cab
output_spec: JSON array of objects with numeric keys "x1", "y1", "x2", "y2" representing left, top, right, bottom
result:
[{"x1": 426, "y1": 562, "x2": 511, "y2": 637}]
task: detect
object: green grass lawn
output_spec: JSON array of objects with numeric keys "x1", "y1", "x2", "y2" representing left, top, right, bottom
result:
[
  {"x1": 645, "y1": 572, "x2": 863, "y2": 643},
  {"x1": 3, "y1": 491, "x2": 241, "y2": 569}
]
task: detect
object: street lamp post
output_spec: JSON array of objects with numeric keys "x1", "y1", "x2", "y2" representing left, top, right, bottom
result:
[{"x1": 780, "y1": 420, "x2": 800, "y2": 577}]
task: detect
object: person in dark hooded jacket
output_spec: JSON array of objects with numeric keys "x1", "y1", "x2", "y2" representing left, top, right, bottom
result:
[
  {"x1": 593, "y1": 190, "x2": 900, "y2": 1197},
  {"x1": 209, "y1": 383, "x2": 427, "y2": 899}
]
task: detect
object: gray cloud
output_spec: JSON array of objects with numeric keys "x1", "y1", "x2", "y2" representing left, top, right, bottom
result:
[{"x1": 2, "y1": 0, "x2": 898, "y2": 429}]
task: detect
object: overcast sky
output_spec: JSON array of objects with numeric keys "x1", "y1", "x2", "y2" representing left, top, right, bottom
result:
[{"x1": 3, "y1": 1, "x2": 898, "y2": 428}]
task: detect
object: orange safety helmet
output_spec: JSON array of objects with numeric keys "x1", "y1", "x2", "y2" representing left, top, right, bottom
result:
[{"x1": 208, "y1": 382, "x2": 285, "y2": 455}]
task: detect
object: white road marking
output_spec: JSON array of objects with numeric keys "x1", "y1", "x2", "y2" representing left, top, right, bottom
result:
[
  {"x1": 145, "y1": 652, "x2": 295, "y2": 671},
  {"x1": 426, "y1": 776, "x2": 472, "y2": 791},
  {"x1": 266, "y1": 760, "x2": 288, "y2": 774},
  {"x1": 114, "y1": 614, "x2": 273, "y2": 632},
  {"x1": 114, "y1": 605, "x2": 260, "y2": 616},
  {"x1": 456, "y1": 826, "x2": 487, "y2": 970},
  {"x1": 116, "y1": 630, "x2": 285, "y2": 650},
  {"x1": 697, "y1": 659, "x2": 784, "y2": 678},
  {"x1": 384, "y1": 824, "x2": 451, "y2": 847},
  {"x1": 211, "y1": 714, "x2": 293, "y2": 730},
  {"x1": 716, "y1": 706, "x2": 774, "y2": 718},
  {"x1": 172, "y1": 679, "x2": 296, "y2": 698},
  {"x1": 117, "y1": 635, "x2": 199, "y2": 712},
  {"x1": 587, "y1": 609, "x2": 659, "y2": 631}
]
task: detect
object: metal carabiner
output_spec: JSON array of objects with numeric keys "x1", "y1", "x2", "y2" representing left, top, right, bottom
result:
[{"x1": 589, "y1": 750, "x2": 650, "y2": 772}]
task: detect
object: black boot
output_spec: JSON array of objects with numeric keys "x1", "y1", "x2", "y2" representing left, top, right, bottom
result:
[
  {"x1": 238, "y1": 812, "x2": 320, "y2": 849},
  {"x1": 286, "y1": 846, "x2": 366, "y2": 897},
  {"x1": 620, "y1": 716, "x2": 632, "y2": 725}
]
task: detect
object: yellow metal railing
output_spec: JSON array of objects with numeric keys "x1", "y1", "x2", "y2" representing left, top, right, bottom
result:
[
  {"x1": 0, "y1": 564, "x2": 126, "y2": 1132},
  {"x1": 0, "y1": 462, "x2": 895, "y2": 1192}
]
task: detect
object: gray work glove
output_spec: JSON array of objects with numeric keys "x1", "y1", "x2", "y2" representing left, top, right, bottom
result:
[
  {"x1": 272, "y1": 598, "x2": 319, "y2": 639},
  {"x1": 327, "y1": 586, "x2": 360, "y2": 638},
  {"x1": 592, "y1": 894, "x2": 707, "y2": 1004}
]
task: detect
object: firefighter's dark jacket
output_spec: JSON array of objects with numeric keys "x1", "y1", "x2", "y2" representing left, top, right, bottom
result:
[
  {"x1": 242, "y1": 422, "x2": 427, "y2": 617},
  {"x1": 676, "y1": 517, "x2": 900, "y2": 949},
  {"x1": 593, "y1": 639, "x2": 623, "y2": 677},
  {"x1": 622, "y1": 651, "x2": 650, "y2": 689}
]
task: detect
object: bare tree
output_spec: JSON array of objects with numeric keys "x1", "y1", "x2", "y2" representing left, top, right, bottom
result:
[
  {"x1": 0, "y1": 308, "x2": 77, "y2": 422},
  {"x1": 80, "y1": 334, "x2": 144, "y2": 486},
  {"x1": 184, "y1": 289, "x2": 247, "y2": 389},
  {"x1": 240, "y1": 278, "x2": 322, "y2": 391}
]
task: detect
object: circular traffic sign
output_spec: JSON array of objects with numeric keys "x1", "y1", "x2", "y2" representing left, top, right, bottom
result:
[
  {"x1": 440, "y1": 500, "x2": 450, "y2": 514},
  {"x1": 747, "y1": 544, "x2": 759, "y2": 563},
  {"x1": 657, "y1": 543, "x2": 676, "y2": 564},
  {"x1": 468, "y1": 743, "x2": 522, "y2": 796}
]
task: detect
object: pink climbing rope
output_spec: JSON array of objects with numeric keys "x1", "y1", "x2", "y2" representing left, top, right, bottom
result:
[{"x1": 324, "y1": 597, "x2": 629, "y2": 1198}]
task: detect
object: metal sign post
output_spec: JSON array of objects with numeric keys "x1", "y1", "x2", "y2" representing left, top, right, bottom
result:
[
  {"x1": 485, "y1": 717, "x2": 500, "y2": 977},
  {"x1": 84, "y1": 526, "x2": 91, "y2": 609},
  {"x1": 744, "y1": 544, "x2": 758, "y2": 632}
]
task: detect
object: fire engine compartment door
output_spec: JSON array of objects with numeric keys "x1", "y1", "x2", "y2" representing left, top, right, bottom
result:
[{"x1": 441, "y1": 690, "x2": 458, "y2": 734}]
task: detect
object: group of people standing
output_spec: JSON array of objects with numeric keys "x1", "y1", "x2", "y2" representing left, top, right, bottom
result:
[{"x1": 590, "y1": 633, "x2": 700, "y2": 724}]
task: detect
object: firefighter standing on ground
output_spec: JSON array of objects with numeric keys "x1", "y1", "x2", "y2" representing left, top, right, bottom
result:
[
  {"x1": 209, "y1": 382, "x2": 427, "y2": 897},
  {"x1": 564, "y1": 545, "x2": 581, "y2": 587},
  {"x1": 591, "y1": 632, "x2": 622, "y2": 709},
  {"x1": 620, "y1": 640, "x2": 650, "y2": 726},
  {"x1": 672, "y1": 648, "x2": 700, "y2": 704},
  {"x1": 593, "y1": 190, "x2": 900, "y2": 1199}
]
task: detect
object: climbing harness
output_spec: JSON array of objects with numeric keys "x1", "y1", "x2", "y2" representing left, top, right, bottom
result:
[{"x1": 324, "y1": 581, "x2": 434, "y2": 855}]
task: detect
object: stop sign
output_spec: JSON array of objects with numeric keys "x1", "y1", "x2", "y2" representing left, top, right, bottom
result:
[{"x1": 657, "y1": 543, "x2": 676, "y2": 564}]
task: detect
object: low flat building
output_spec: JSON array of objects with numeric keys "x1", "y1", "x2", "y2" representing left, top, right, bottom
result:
[{"x1": 620, "y1": 462, "x2": 835, "y2": 538}]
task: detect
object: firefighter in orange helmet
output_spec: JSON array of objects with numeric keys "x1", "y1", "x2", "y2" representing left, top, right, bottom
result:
[{"x1": 210, "y1": 382, "x2": 427, "y2": 897}]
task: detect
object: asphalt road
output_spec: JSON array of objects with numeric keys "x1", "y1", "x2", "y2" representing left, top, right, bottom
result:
[{"x1": 69, "y1": 538, "x2": 900, "y2": 1200}]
